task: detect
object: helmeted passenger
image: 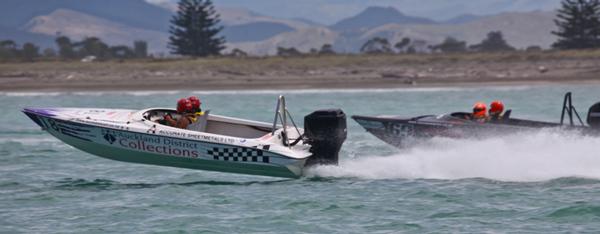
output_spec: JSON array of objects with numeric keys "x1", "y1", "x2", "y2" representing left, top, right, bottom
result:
[
  {"x1": 188, "y1": 96, "x2": 203, "y2": 113},
  {"x1": 186, "y1": 96, "x2": 210, "y2": 131},
  {"x1": 472, "y1": 102, "x2": 488, "y2": 123},
  {"x1": 489, "y1": 100, "x2": 505, "y2": 121}
]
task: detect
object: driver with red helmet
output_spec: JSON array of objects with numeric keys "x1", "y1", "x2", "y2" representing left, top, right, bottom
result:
[
  {"x1": 471, "y1": 102, "x2": 488, "y2": 123},
  {"x1": 163, "y1": 98, "x2": 195, "y2": 129}
]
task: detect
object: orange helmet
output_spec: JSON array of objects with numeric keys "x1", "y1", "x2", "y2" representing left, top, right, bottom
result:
[
  {"x1": 490, "y1": 100, "x2": 504, "y2": 115},
  {"x1": 472, "y1": 102, "x2": 487, "y2": 118}
]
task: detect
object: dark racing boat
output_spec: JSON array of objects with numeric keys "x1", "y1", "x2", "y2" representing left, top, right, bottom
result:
[{"x1": 352, "y1": 93, "x2": 600, "y2": 148}]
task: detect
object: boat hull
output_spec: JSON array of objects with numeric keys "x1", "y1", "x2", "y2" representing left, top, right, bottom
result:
[
  {"x1": 25, "y1": 110, "x2": 305, "y2": 178},
  {"x1": 353, "y1": 115, "x2": 464, "y2": 147},
  {"x1": 352, "y1": 115, "x2": 578, "y2": 148}
]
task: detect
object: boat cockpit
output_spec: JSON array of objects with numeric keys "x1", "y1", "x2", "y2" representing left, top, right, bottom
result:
[{"x1": 143, "y1": 109, "x2": 274, "y2": 139}]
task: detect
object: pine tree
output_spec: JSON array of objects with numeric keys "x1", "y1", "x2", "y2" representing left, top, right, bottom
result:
[
  {"x1": 552, "y1": 0, "x2": 600, "y2": 49},
  {"x1": 169, "y1": 0, "x2": 225, "y2": 56}
]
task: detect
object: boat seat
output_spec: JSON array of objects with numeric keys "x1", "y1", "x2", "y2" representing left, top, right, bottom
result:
[{"x1": 187, "y1": 110, "x2": 210, "y2": 132}]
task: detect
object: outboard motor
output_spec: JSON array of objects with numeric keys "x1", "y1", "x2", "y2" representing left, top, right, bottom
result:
[
  {"x1": 304, "y1": 109, "x2": 347, "y2": 166},
  {"x1": 588, "y1": 102, "x2": 600, "y2": 130}
]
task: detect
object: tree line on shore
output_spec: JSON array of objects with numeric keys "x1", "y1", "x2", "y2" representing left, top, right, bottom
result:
[
  {"x1": 0, "y1": 36, "x2": 148, "y2": 62},
  {"x1": 1, "y1": 0, "x2": 600, "y2": 62},
  {"x1": 356, "y1": 31, "x2": 520, "y2": 55}
]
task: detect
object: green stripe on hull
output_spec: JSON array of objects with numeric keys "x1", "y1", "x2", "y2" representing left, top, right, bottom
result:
[{"x1": 51, "y1": 132, "x2": 303, "y2": 179}]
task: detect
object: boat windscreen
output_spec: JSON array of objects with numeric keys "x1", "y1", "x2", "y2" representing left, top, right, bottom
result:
[{"x1": 449, "y1": 112, "x2": 471, "y2": 120}]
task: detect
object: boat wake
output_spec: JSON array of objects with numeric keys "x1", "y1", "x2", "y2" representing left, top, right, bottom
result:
[{"x1": 308, "y1": 130, "x2": 600, "y2": 182}]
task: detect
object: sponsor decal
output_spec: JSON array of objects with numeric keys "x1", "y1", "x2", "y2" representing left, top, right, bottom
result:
[
  {"x1": 157, "y1": 130, "x2": 236, "y2": 144},
  {"x1": 47, "y1": 118, "x2": 93, "y2": 142},
  {"x1": 104, "y1": 130, "x2": 200, "y2": 158},
  {"x1": 103, "y1": 130, "x2": 116, "y2": 144}
]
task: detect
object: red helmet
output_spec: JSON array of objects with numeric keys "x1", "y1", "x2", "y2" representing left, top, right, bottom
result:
[
  {"x1": 187, "y1": 96, "x2": 201, "y2": 112},
  {"x1": 490, "y1": 100, "x2": 504, "y2": 115},
  {"x1": 473, "y1": 102, "x2": 487, "y2": 118},
  {"x1": 176, "y1": 98, "x2": 192, "y2": 113}
]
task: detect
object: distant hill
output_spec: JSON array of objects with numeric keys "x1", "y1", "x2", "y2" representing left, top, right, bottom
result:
[
  {"x1": 228, "y1": 27, "x2": 337, "y2": 55},
  {"x1": 291, "y1": 18, "x2": 323, "y2": 27},
  {"x1": 0, "y1": 0, "x2": 171, "y2": 52},
  {"x1": 23, "y1": 9, "x2": 169, "y2": 53},
  {"x1": 233, "y1": 10, "x2": 558, "y2": 55},
  {"x1": 217, "y1": 7, "x2": 312, "y2": 29},
  {"x1": 0, "y1": 0, "x2": 171, "y2": 31},
  {"x1": 222, "y1": 22, "x2": 295, "y2": 43},
  {"x1": 0, "y1": 25, "x2": 54, "y2": 48},
  {"x1": 346, "y1": 11, "x2": 557, "y2": 52},
  {"x1": 444, "y1": 14, "x2": 485, "y2": 24},
  {"x1": 331, "y1": 6, "x2": 436, "y2": 31}
]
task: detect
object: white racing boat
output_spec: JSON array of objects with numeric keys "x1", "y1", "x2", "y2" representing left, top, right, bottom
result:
[{"x1": 22, "y1": 96, "x2": 347, "y2": 178}]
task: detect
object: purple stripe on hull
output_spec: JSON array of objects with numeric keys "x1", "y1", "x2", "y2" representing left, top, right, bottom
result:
[{"x1": 22, "y1": 108, "x2": 57, "y2": 117}]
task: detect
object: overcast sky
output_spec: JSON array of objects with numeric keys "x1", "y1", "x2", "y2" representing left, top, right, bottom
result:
[{"x1": 146, "y1": 0, "x2": 562, "y2": 24}]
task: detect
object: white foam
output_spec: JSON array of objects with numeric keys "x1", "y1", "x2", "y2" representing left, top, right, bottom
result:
[{"x1": 308, "y1": 130, "x2": 600, "y2": 182}]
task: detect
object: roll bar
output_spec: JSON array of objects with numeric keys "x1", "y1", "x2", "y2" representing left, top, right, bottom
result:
[
  {"x1": 271, "y1": 96, "x2": 303, "y2": 147},
  {"x1": 560, "y1": 92, "x2": 585, "y2": 126}
]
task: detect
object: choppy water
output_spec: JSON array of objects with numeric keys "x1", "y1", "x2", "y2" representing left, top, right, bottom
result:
[{"x1": 2, "y1": 85, "x2": 600, "y2": 233}]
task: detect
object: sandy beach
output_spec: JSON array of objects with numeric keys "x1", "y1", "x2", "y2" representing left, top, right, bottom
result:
[{"x1": 1, "y1": 50, "x2": 600, "y2": 92}]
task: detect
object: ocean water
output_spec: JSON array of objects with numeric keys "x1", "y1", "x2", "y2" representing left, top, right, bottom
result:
[{"x1": 2, "y1": 84, "x2": 600, "y2": 233}]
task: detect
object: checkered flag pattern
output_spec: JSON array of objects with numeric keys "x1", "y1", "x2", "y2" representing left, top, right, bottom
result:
[{"x1": 207, "y1": 147, "x2": 270, "y2": 163}]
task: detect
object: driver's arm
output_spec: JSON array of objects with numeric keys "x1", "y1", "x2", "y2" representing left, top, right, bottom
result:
[
  {"x1": 175, "y1": 116, "x2": 191, "y2": 129},
  {"x1": 163, "y1": 114, "x2": 178, "y2": 127}
]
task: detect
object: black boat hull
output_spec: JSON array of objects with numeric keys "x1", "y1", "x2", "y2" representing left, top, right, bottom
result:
[
  {"x1": 354, "y1": 93, "x2": 599, "y2": 148},
  {"x1": 352, "y1": 114, "x2": 586, "y2": 148}
]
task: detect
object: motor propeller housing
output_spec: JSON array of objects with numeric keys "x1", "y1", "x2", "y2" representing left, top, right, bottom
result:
[
  {"x1": 303, "y1": 109, "x2": 347, "y2": 166},
  {"x1": 588, "y1": 102, "x2": 600, "y2": 129}
]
